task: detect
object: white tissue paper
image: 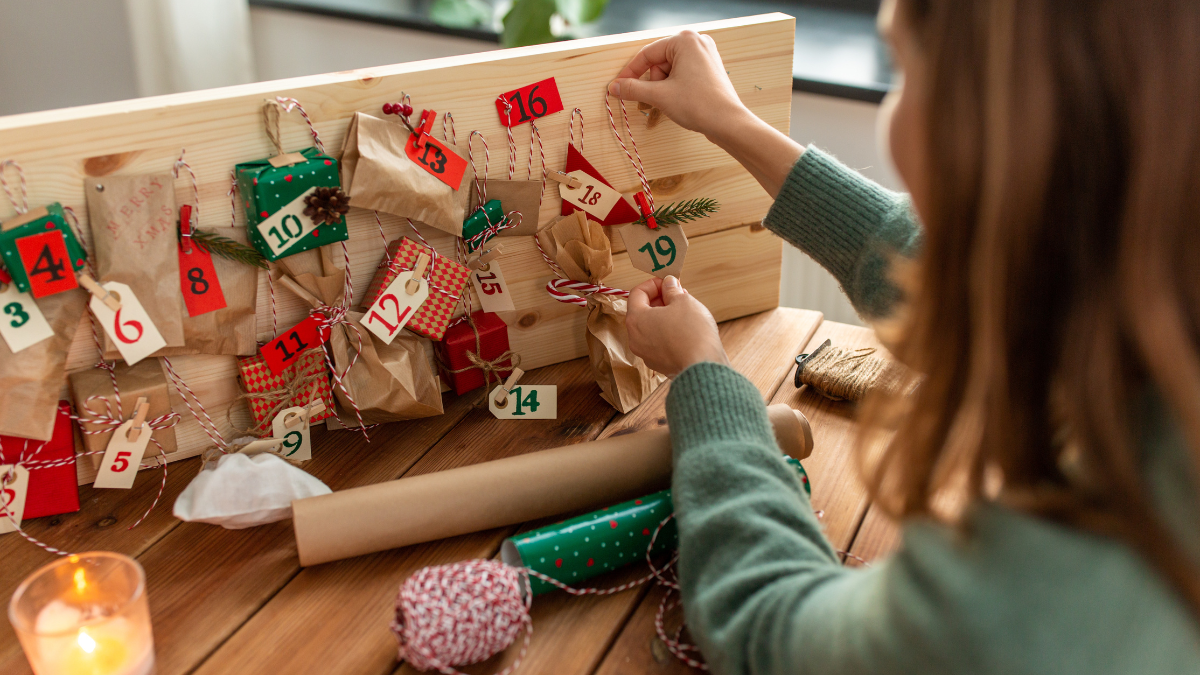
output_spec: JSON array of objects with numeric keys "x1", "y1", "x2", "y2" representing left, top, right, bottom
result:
[{"x1": 173, "y1": 452, "x2": 331, "y2": 529}]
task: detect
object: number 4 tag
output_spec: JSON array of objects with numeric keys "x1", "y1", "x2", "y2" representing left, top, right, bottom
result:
[
  {"x1": 0, "y1": 282, "x2": 54, "y2": 353},
  {"x1": 620, "y1": 222, "x2": 689, "y2": 279},
  {"x1": 89, "y1": 281, "x2": 167, "y2": 365},
  {"x1": 0, "y1": 465, "x2": 30, "y2": 535},
  {"x1": 489, "y1": 384, "x2": 557, "y2": 420}
]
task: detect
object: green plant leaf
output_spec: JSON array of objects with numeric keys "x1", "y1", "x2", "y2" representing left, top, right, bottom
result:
[
  {"x1": 555, "y1": 0, "x2": 608, "y2": 25},
  {"x1": 430, "y1": 0, "x2": 492, "y2": 29},
  {"x1": 502, "y1": 0, "x2": 557, "y2": 48}
]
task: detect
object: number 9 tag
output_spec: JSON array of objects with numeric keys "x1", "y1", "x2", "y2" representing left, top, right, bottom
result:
[
  {"x1": 94, "y1": 419, "x2": 153, "y2": 489},
  {"x1": 271, "y1": 405, "x2": 314, "y2": 461},
  {"x1": 558, "y1": 170, "x2": 621, "y2": 221},
  {"x1": 362, "y1": 270, "x2": 428, "y2": 345},
  {"x1": 0, "y1": 465, "x2": 30, "y2": 535},
  {"x1": 489, "y1": 384, "x2": 557, "y2": 420},
  {"x1": 0, "y1": 282, "x2": 54, "y2": 353},
  {"x1": 89, "y1": 281, "x2": 167, "y2": 365},
  {"x1": 619, "y1": 222, "x2": 689, "y2": 279}
]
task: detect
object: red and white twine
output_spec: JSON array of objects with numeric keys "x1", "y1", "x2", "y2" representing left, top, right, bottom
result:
[
  {"x1": 0, "y1": 158, "x2": 30, "y2": 214},
  {"x1": 605, "y1": 93, "x2": 653, "y2": 210},
  {"x1": 545, "y1": 278, "x2": 629, "y2": 307},
  {"x1": 271, "y1": 96, "x2": 325, "y2": 154}
]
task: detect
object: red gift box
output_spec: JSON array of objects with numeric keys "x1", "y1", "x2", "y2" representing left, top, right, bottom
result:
[
  {"x1": 364, "y1": 238, "x2": 469, "y2": 342},
  {"x1": 435, "y1": 311, "x2": 514, "y2": 395},
  {"x1": 237, "y1": 348, "x2": 335, "y2": 434},
  {"x1": 0, "y1": 402, "x2": 79, "y2": 520}
]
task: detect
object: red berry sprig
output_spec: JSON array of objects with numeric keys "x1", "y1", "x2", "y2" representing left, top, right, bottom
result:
[{"x1": 382, "y1": 102, "x2": 414, "y2": 117}]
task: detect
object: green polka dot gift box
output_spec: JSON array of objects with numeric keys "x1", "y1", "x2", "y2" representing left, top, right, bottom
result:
[
  {"x1": 235, "y1": 147, "x2": 349, "y2": 262},
  {"x1": 0, "y1": 202, "x2": 87, "y2": 296}
]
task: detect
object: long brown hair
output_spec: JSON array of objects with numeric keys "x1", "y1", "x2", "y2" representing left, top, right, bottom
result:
[{"x1": 864, "y1": 0, "x2": 1200, "y2": 612}]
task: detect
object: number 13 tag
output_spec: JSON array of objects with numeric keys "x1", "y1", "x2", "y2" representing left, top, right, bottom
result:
[
  {"x1": 0, "y1": 465, "x2": 30, "y2": 535},
  {"x1": 558, "y1": 170, "x2": 621, "y2": 221},
  {"x1": 94, "y1": 419, "x2": 153, "y2": 489},
  {"x1": 89, "y1": 281, "x2": 167, "y2": 365},
  {"x1": 489, "y1": 384, "x2": 557, "y2": 420},
  {"x1": 362, "y1": 271, "x2": 428, "y2": 345},
  {"x1": 0, "y1": 282, "x2": 54, "y2": 353}
]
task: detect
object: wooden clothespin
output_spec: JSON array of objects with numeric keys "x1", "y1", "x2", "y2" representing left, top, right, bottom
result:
[
  {"x1": 179, "y1": 204, "x2": 194, "y2": 253},
  {"x1": 414, "y1": 109, "x2": 437, "y2": 148},
  {"x1": 78, "y1": 272, "x2": 121, "y2": 310},
  {"x1": 467, "y1": 244, "x2": 503, "y2": 271},
  {"x1": 237, "y1": 438, "x2": 285, "y2": 456},
  {"x1": 493, "y1": 367, "x2": 525, "y2": 407},
  {"x1": 286, "y1": 399, "x2": 328, "y2": 428},
  {"x1": 546, "y1": 171, "x2": 581, "y2": 189},
  {"x1": 405, "y1": 252, "x2": 430, "y2": 295},
  {"x1": 126, "y1": 397, "x2": 150, "y2": 443},
  {"x1": 1, "y1": 206, "x2": 49, "y2": 231},
  {"x1": 634, "y1": 192, "x2": 657, "y2": 230}
]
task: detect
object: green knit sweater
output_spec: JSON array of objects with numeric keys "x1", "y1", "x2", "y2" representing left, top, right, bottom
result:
[{"x1": 666, "y1": 147, "x2": 1200, "y2": 674}]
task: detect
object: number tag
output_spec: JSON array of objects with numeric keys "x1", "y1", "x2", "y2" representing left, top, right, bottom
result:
[
  {"x1": 271, "y1": 406, "x2": 312, "y2": 461},
  {"x1": 620, "y1": 222, "x2": 689, "y2": 279},
  {"x1": 89, "y1": 281, "x2": 167, "y2": 365},
  {"x1": 496, "y1": 77, "x2": 564, "y2": 127},
  {"x1": 0, "y1": 283, "x2": 54, "y2": 353},
  {"x1": 179, "y1": 243, "x2": 228, "y2": 317},
  {"x1": 489, "y1": 384, "x2": 557, "y2": 420},
  {"x1": 559, "y1": 170, "x2": 622, "y2": 221},
  {"x1": 362, "y1": 271, "x2": 428, "y2": 345},
  {"x1": 0, "y1": 465, "x2": 30, "y2": 535},
  {"x1": 261, "y1": 316, "x2": 326, "y2": 376},
  {"x1": 470, "y1": 261, "x2": 515, "y2": 313},
  {"x1": 93, "y1": 419, "x2": 153, "y2": 489},
  {"x1": 255, "y1": 187, "x2": 320, "y2": 258},
  {"x1": 405, "y1": 134, "x2": 468, "y2": 189},
  {"x1": 16, "y1": 230, "x2": 79, "y2": 298}
]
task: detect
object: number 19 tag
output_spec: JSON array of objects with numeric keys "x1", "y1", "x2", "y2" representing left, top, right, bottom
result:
[
  {"x1": 89, "y1": 281, "x2": 167, "y2": 365},
  {"x1": 620, "y1": 222, "x2": 689, "y2": 279},
  {"x1": 0, "y1": 465, "x2": 30, "y2": 535},
  {"x1": 94, "y1": 419, "x2": 153, "y2": 489},
  {"x1": 489, "y1": 384, "x2": 557, "y2": 420},
  {"x1": 0, "y1": 282, "x2": 54, "y2": 353},
  {"x1": 362, "y1": 271, "x2": 428, "y2": 345},
  {"x1": 470, "y1": 261, "x2": 515, "y2": 313},
  {"x1": 558, "y1": 170, "x2": 621, "y2": 221},
  {"x1": 271, "y1": 405, "x2": 313, "y2": 461}
]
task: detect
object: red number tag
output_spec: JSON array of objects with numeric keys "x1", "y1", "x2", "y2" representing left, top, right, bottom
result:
[
  {"x1": 16, "y1": 230, "x2": 78, "y2": 298},
  {"x1": 261, "y1": 316, "x2": 326, "y2": 375},
  {"x1": 496, "y1": 78, "x2": 564, "y2": 127},
  {"x1": 405, "y1": 133, "x2": 468, "y2": 189},
  {"x1": 178, "y1": 243, "x2": 227, "y2": 317}
]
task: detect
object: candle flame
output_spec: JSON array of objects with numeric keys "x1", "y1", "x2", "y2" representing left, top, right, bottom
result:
[
  {"x1": 77, "y1": 629, "x2": 96, "y2": 653},
  {"x1": 74, "y1": 568, "x2": 87, "y2": 593}
]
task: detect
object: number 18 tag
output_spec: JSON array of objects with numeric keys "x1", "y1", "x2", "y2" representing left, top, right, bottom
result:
[
  {"x1": 558, "y1": 170, "x2": 621, "y2": 221},
  {"x1": 0, "y1": 282, "x2": 54, "y2": 353},
  {"x1": 470, "y1": 261, "x2": 515, "y2": 313},
  {"x1": 620, "y1": 222, "x2": 689, "y2": 279},
  {"x1": 89, "y1": 281, "x2": 167, "y2": 365},
  {"x1": 362, "y1": 271, "x2": 428, "y2": 345},
  {"x1": 489, "y1": 384, "x2": 557, "y2": 420},
  {"x1": 0, "y1": 465, "x2": 30, "y2": 535},
  {"x1": 94, "y1": 419, "x2": 153, "y2": 489}
]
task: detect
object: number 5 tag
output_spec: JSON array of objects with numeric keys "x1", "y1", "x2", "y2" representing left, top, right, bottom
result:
[
  {"x1": 94, "y1": 419, "x2": 153, "y2": 489},
  {"x1": 489, "y1": 384, "x2": 557, "y2": 420},
  {"x1": 89, "y1": 281, "x2": 166, "y2": 365},
  {"x1": 620, "y1": 222, "x2": 689, "y2": 279},
  {"x1": 470, "y1": 261, "x2": 515, "y2": 313},
  {"x1": 558, "y1": 170, "x2": 621, "y2": 221},
  {"x1": 0, "y1": 465, "x2": 30, "y2": 535},
  {"x1": 0, "y1": 282, "x2": 54, "y2": 353},
  {"x1": 362, "y1": 271, "x2": 428, "y2": 345}
]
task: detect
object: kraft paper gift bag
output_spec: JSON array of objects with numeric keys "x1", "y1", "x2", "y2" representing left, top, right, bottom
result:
[
  {"x1": 340, "y1": 112, "x2": 470, "y2": 238},
  {"x1": 468, "y1": 180, "x2": 542, "y2": 237},
  {"x1": 0, "y1": 287, "x2": 88, "y2": 441},
  {"x1": 84, "y1": 174, "x2": 187, "y2": 358},
  {"x1": 544, "y1": 212, "x2": 665, "y2": 413}
]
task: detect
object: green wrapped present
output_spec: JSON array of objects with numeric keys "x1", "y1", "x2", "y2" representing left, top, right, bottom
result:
[
  {"x1": 462, "y1": 199, "x2": 505, "y2": 253},
  {"x1": 0, "y1": 202, "x2": 88, "y2": 296},
  {"x1": 235, "y1": 146, "x2": 349, "y2": 261}
]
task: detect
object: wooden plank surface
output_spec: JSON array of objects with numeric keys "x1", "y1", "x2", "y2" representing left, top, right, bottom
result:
[{"x1": 845, "y1": 504, "x2": 902, "y2": 568}]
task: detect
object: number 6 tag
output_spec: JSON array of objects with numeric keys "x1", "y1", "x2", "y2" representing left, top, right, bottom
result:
[
  {"x1": 0, "y1": 465, "x2": 30, "y2": 535},
  {"x1": 0, "y1": 282, "x2": 54, "y2": 353},
  {"x1": 489, "y1": 384, "x2": 557, "y2": 420},
  {"x1": 362, "y1": 271, "x2": 428, "y2": 345},
  {"x1": 94, "y1": 418, "x2": 153, "y2": 489},
  {"x1": 558, "y1": 170, "x2": 621, "y2": 221},
  {"x1": 89, "y1": 281, "x2": 166, "y2": 365}
]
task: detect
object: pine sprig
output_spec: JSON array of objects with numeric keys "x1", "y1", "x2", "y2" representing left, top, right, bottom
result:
[
  {"x1": 179, "y1": 227, "x2": 269, "y2": 269},
  {"x1": 635, "y1": 197, "x2": 720, "y2": 227}
]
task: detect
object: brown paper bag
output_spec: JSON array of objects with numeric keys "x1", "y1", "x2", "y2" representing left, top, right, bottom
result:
[
  {"x1": 546, "y1": 212, "x2": 665, "y2": 413},
  {"x1": 84, "y1": 175, "x2": 186, "y2": 356},
  {"x1": 469, "y1": 180, "x2": 543, "y2": 236},
  {"x1": 0, "y1": 288, "x2": 88, "y2": 441},
  {"x1": 158, "y1": 224, "x2": 260, "y2": 356},
  {"x1": 69, "y1": 358, "x2": 179, "y2": 470},
  {"x1": 340, "y1": 112, "x2": 470, "y2": 238}
]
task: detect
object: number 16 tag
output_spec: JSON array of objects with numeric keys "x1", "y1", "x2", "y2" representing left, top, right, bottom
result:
[
  {"x1": 362, "y1": 271, "x2": 428, "y2": 345},
  {"x1": 558, "y1": 170, "x2": 621, "y2": 221},
  {"x1": 489, "y1": 384, "x2": 557, "y2": 420},
  {"x1": 0, "y1": 465, "x2": 30, "y2": 535},
  {"x1": 0, "y1": 282, "x2": 54, "y2": 353},
  {"x1": 94, "y1": 418, "x2": 153, "y2": 489},
  {"x1": 89, "y1": 281, "x2": 166, "y2": 365}
]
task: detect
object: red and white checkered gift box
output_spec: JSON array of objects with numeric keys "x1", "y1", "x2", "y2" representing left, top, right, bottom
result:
[
  {"x1": 364, "y1": 237, "x2": 469, "y2": 342},
  {"x1": 237, "y1": 348, "x2": 335, "y2": 433}
]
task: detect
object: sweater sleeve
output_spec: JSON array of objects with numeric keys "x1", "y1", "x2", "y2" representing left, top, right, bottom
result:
[{"x1": 763, "y1": 146, "x2": 921, "y2": 320}]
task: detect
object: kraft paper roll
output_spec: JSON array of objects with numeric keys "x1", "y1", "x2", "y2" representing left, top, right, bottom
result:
[{"x1": 292, "y1": 404, "x2": 813, "y2": 566}]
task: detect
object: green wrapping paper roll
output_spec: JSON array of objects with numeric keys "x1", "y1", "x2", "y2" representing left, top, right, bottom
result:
[{"x1": 502, "y1": 458, "x2": 811, "y2": 596}]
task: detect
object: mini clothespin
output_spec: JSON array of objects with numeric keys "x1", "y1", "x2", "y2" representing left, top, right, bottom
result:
[
  {"x1": 179, "y1": 204, "x2": 194, "y2": 254},
  {"x1": 78, "y1": 272, "x2": 121, "y2": 310},
  {"x1": 493, "y1": 367, "x2": 525, "y2": 407},
  {"x1": 286, "y1": 399, "x2": 327, "y2": 428},
  {"x1": 633, "y1": 192, "x2": 657, "y2": 230},
  {"x1": 415, "y1": 109, "x2": 437, "y2": 148},
  {"x1": 467, "y1": 244, "x2": 503, "y2": 271},
  {"x1": 126, "y1": 397, "x2": 150, "y2": 443},
  {"x1": 1, "y1": 206, "x2": 49, "y2": 231},
  {"x1": 546, "y1": 171, "x2": 581, "y2": 189},
  {"x1": 237, "y1": 438, "x2": 286, "y2": 456},
  {"x1": 406, "y1": 252, "x2": 430, "y2": 295}
]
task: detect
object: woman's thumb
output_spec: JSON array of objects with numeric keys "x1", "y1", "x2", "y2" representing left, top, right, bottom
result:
[
  {"x1": 661, "y1": 275, "x2": 687, "y2": 303},
  {"x1": 608, "y1": 78, "x2": 658, "y2": 108}
]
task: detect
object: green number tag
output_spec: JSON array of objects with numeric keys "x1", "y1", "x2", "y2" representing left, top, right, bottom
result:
[
  {"x1": 271, "y1": 405, "x2": 314, "y2": 461},
  {"x1": 621, "y1": 222, "x2": 689, "y2": 279},
  {"x1": 490, "y1": 384, "x2": 557, "y2": 420},
  {"x1": 0, "y1": 283, "x2": 54, "y2": 353}
]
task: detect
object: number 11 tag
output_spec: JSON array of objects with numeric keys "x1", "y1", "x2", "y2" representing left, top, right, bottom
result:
[
  {"x1": 89, "y1": 281, "x2": 167, "y2": 365},
  {"x1": 0, "y1": 282, "x2": 54, "y2": 353},
  {"x1": 0, "y1": 465, "x2": 30, "y2": 535},
  {"x1": 489, "y1": 384, "x2": 557, "y2": 420},
  {"x1": 94, "y1": 419, "x2": 153, "y2": 489},
  {"x1": 558, "y1": 170, "x2": 621, "y2": 221},
  {"x1": 620, "y1": 222, "x2": 689, "y2": 279},
  {"x1": 362, "y1": 271, "x2": 428, "y2": 345}
]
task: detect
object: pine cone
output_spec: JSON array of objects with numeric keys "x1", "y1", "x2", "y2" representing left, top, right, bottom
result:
[{"x1": 303, "y1": 186, "x2": 351, "y2": 226}]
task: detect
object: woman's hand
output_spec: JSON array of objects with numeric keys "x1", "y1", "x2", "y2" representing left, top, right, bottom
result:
[{"x1": 626, "y1": 275, "x2": 729, "y2": 377}]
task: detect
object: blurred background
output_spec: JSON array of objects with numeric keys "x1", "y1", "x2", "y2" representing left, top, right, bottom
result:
[{"x1": 0, "y1": 0, "x2": 898, "y2": 325}]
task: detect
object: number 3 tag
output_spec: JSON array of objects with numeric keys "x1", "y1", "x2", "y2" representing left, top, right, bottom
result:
[
  {"x1": 271, "y1": 405, "x2": 313, "y2": 461},
  {"x1": 0, "y1": 465, "x2": 30, "y2": 535},
  {"x1": 489, "y1": 384, "x2": 557, "y2": 420},
  {"x1": 94, "y1": 419, "x2": 153, "y2": 489},
  {"x1": 470, "y1": 261, "x2": 514, "y2": 313},
  {"x1": 558, "y1": 170, "x2": 621, "y2": 221},
  {"x1": 89, "y1": 281, "x2": 167, "y2": 365},
  {"x1": 0, "y1": 282, "x2": 54, "y2": 353},
  {"x1": 620, "y1": 222, "x2": 689, "y2": 279},
  {"x1": 362, "y1": 271, "x2": 428, "y2": 345}
]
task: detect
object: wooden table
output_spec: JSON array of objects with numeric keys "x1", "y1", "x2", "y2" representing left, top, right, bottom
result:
[{"x1": 0, "y1": 308, "x2": 902, "y2": 675}]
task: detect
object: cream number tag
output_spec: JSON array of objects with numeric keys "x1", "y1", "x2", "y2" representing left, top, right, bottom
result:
[
  {"x1": 620, "y1": 222, "x2": 689, "y2": 279},
  {"x1": 89, "y1": 281, "x2": 166, "y2": 365},
  {"x1": 558, "y1": 170, "x2": 621, "y2": 221},
  {"x1": 489, "y1": 384, "x2": 557, "y2": 420},
  {"x1": 256, "y1": 187, "x2": 319, "y2": 257},
  {"x1": 363, "y1": 271, "x2": 428, "y2": 345},
  {"x1": 470, "y1": 261, "x2": 515, "y2": 313},
  {"x1": 94, "y1": 420, "x2": 153, "y2": 489},
  {"x1": 0, "y1": 283, "x2": 53, "y2": 353},
  {"x1": 0, "y1": 465, "x2": 30, "y2": 535},
  {"x1": 271, "y1": 406, "x2": 313, "y2": 461}
]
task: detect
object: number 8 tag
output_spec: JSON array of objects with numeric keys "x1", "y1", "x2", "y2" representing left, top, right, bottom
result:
[
  {"x1": 89, "y1": 281, "x2": 167, "y2": 365},
  {"x1": 362, "y1": 271, "x2": 428, "y2": 345},
  {"x1": 179, "y1": 242, "x2": 227, "y2": 317},
  {"x1": 0, "y1": 282, "x2": 54, "y2": 353},
  {"x1": 271, "y1": 405, "x2": 313, "y2": 461},
  {"x1": 94, "y1": 419, "x2": 153, "y2": 489}
]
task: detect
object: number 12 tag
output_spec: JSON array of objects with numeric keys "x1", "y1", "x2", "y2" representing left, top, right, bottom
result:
[
  {"x1": 362, "y1": 271, "x2": 428, "y2": 345},
  {"x1": 470, "y1": 261, "x2": 514, "y2": 313},
  {"x1": 620, "y1": 222, "x2": 689, "y2": 279},
  {"x1": 261, "y1": 316, "x2": 326, "y2": 375},
  {"x1": 94, "y1": 420, "x2": 153, "y2": 489},
  {"x1": 0, "y1": 283, "x2": 54, "y2": 353},
  {"x1": 89, "y1": 281, "x2": 167, "y2": 365},
  {"x1": 489, "y1": 384, "x2": 557, "y2": 420},
  {"x1": 271, "y1": 406, "x2": 313, "y2": 461},
  {"x1": 179, "y1": 243, "x2": 227, "y2": 317},
  {"x1": 558, "y1": 170, "x2": 622, "y2": 221},
  {"x1": 0, "y1": 465, "x2": 30, "y2": 535}
]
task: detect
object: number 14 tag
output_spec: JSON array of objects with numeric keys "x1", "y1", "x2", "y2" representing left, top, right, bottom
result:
[
  {"x1": 0, "y1": 282, "x2": 54, "y2": 353},
  {"x1": 489, "y1": 384, "x2": 557, "y2": 420}
]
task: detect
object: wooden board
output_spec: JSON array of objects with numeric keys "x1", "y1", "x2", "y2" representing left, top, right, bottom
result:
[{"x1": 0, "y1": 12, "x2": 794, "y2": 481}]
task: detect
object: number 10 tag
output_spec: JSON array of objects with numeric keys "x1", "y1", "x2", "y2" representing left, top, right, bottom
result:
[
  {"x1": 0, "y1": 282, "x2": 54, "y2": 353},
  {"x1": 620, "y1": 222, "x2": 689, "y2": 279},
  {"x1": 0, "y1": 465, "x2": 30, "y2": 535},
  {"x1": 489, "y1": 384, "x2": 557, "y2": 420},
  {"x1": 363, "y1": 271, "x2": 428, "y2": 345},
  {"x1": 89, "y1": 281, "x2": 167, "y2": 365},
  {"x1": 558, "y1": 170, "x2": 622, "y2": 221}
]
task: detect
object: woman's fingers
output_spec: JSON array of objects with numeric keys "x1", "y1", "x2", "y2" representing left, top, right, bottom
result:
[{"x1": 614, "y1": 36, "x2": 675, "y2": 81}]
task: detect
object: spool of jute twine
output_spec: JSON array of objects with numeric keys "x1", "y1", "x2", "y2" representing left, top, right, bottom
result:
[{"x1": 794, "y1": 339, "x2": 918, "y2": 402}]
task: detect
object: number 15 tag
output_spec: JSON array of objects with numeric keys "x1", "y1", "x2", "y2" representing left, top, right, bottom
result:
[
  {"x1": 362, "y1": 271, "x2": 428, "y2": 345},
  {"x1": 489, "y1": 384, "x2": 557, "y2": 420},
  {"x1": 470, "y1": 261, "x2": 514, "y2": 313},
  {"x1": 89, "y1": 281, "x2": 166, "y2": 365},
  {"x1": 0, "y1": 282, "x2": 54, "y2": 353},
  {"x1": 558, "y1": 170, "x2": 621, "y2": 221}
]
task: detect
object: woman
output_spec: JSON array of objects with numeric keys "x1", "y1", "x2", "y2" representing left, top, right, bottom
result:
[{"x1": 617, "y1": 1, "x2": 1200, "y2": 672}]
